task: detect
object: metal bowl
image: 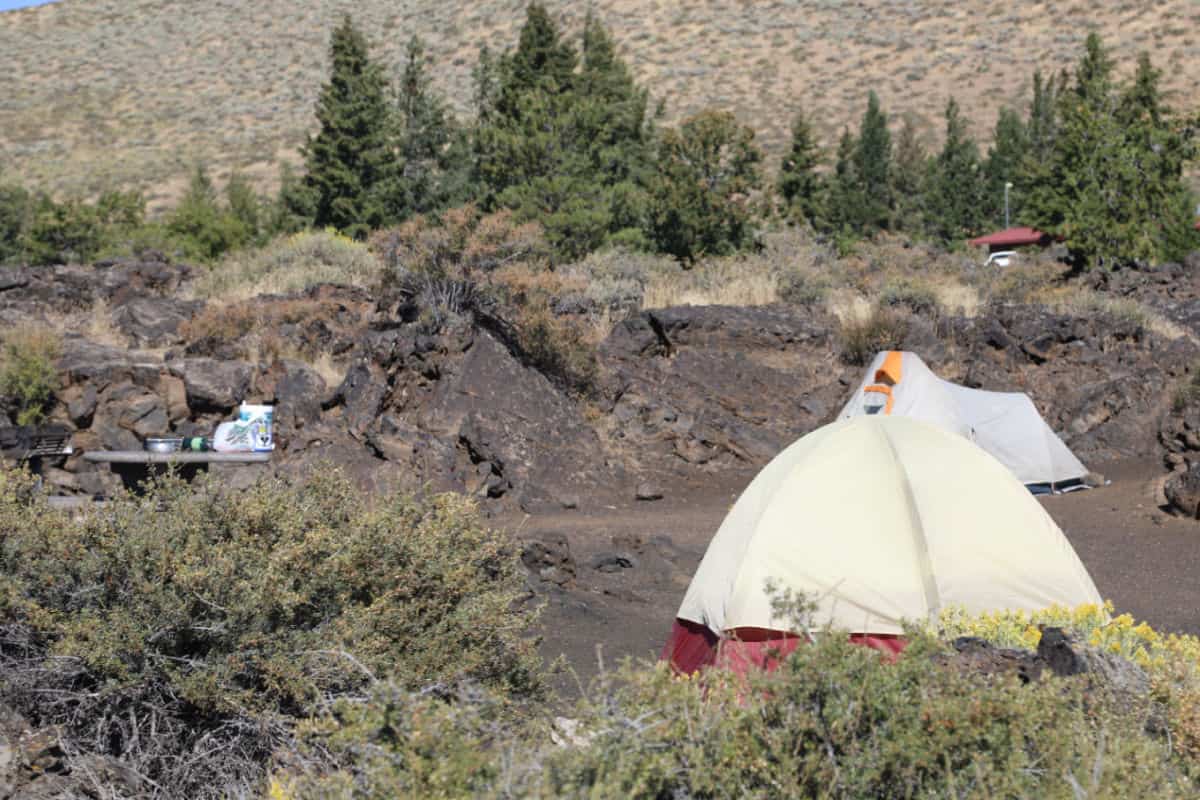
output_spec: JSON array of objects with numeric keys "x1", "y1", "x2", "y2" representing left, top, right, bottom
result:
[{"x1": 144, "y1": 437, "x2": 182, "y2": 453}]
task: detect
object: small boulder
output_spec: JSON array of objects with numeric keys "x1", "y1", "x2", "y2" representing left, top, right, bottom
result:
[
  {"x1": 1164, "y1": 462, "x2": 1200, "y2": 519},
  {"x1": 522, "y1": 534, "x2": 576, "y2": 587},
  {"x1": 111, "y1": 296, "x2": 202, "y2": 347},
  {"x1": 635, "y1": 482, "x2": 663, "y2": 501},
  {"x1": 589, "y1": 553, "x2": 636, "y2": 572},
  {"x1": 172, "y1": 358, "x2": 253, "y2": 412}
]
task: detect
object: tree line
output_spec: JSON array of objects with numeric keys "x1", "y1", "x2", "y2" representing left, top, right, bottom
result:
[{"x1": 2, "y1": 5, "x2": 1197, "y2": 270}]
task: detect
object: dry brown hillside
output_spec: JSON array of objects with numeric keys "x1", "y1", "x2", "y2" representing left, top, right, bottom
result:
[{"x1": 2, "y1": 0, "x2": 1199, "y2": 209}]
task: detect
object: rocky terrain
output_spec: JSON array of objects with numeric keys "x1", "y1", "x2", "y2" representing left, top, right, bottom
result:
[
  {"x1": 4, "y1": 255, "x2": 1200, "y2": 512},
  {"x1": 4, "y1": 251, "x2": 1200, "y2": 737}
]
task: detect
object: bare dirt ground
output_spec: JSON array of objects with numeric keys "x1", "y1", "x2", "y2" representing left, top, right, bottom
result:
[{"x1": 502, "y1": 458, "x2": 1200, "y2": 695}]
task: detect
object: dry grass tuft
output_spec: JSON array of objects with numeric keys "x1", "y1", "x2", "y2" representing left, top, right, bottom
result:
[
  {"x1": 196, "y1": 230, "x2": 384, "y2": 301},
  {"x1": 642, "y1": 260, "x2": 778, "y2": 309},
  {"x1": 837, "y1": 304, "x2": 910, "y2": 366}
]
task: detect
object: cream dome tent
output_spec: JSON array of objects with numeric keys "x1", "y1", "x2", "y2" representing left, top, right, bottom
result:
[
  {"x1": 662, "y1": 416, "x2": 1102, "y2": 674},
  {"x1": 838, "y1": 351, "x2": 1089, "y2": 490}
]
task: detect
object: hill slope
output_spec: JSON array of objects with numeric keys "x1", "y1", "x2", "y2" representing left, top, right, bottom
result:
[{"x1": 2, "y1": 0, "x2": 1199, "y2": 207}]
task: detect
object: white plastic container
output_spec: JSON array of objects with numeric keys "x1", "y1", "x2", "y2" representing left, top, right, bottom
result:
[{"x1": 238, "y1": 403, "x2": 275, "y2": 452}]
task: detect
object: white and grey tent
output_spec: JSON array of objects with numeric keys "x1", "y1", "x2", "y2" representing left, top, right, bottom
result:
[{"x1": 838, "y1": 351, "x2": 1089, "y2": 491}]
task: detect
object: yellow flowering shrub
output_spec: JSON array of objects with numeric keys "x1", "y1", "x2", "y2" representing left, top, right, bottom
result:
[{"x1": 938, "y1": 602, "x2": 1200, "y2": 762}]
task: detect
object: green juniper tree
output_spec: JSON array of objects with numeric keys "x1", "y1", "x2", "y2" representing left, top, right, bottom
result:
[
  {"x1": 1026, "y1": 35, "x2": 1197, "y2": 269},
  {"x1": 647, "y1": 109, "x2": 762, "y2": 261},
  {"x1": 891, "y1": 114, "x2": 928, "y2": 234},
  {"x1": 825, "y1": 92, "x2": 892, "y2": 235},
  {"x1": 224, "y1": 171, "x2": 262, "y2": 248},
  {"x1": 473, "y1": 4, "x2": 656, "y2": 259},
  {"x1": 383, "y1": 35, "x2": 474, "y2": 221},
  {"x1": 167, "y1": 166, "x2": 244, "y2": 261},
  {"x1": 777, "y1": 109, "x2": 823, "y2": 227},
  {"x1": 303, "y1": 15, "x2": 395, "y2": 239},
  {"x1": 269, "y1": 163, "x2": 316, "y2": 236},
  {"x1": 854, "y1": 91, "x2": 893, "y2": 232},
  {"x1": 983, "y1": 108, "x2": 1029, "y2": 228},
  {"x1": 21, "y1": 196, "x2": 103, "y2": 266},
  {"x1": 825, "y1": 128, "x2": 862, "y2": 237},
  {"x1": 0, "y1": 179, "x2": 32, "y2": 265},
  {"x1": 923, "y1": 98, "x2": 986, "y2": 245}
]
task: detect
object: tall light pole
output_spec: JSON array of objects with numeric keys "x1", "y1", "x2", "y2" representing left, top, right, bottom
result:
[{"x1": 1004, "y1": 181, "x2": 1013, "y2": 229}]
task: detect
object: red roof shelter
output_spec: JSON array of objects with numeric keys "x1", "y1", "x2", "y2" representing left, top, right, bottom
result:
[{"x1": 968, "y1": 227, "x2": 1053, "y2": 252}]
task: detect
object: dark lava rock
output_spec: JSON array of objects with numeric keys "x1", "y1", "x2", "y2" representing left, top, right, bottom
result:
[
  {"x1": 600, "y1": 305, "x2": 849, "y2": 473},
  {"x1": 170, "y1": 357, "x2": 253, "y2": 412},
  {"x1": 408, "y1": 330, "x2": 617, "y2": 510},
  {"x1": 111, "y1": 296, "x2": 203, "y2": 347},
  {"x1": 521, "y1": 533, "x2": 576, "y2": 587},
  {"x1": 57, "y1": 338, "x2": 163, "y2": 389},
  {"x1": 335, "y1": 361, "x2": 388, "y2": 436},
  {"x1": 1164, "y1": 462, "x2": 1200, "y2": 518},
  {"x1": 266, "y1": 359, "x2": 327, "y2": 433},
  {"x1": 589, "y1": 553, "x2": 636, "y2": 573},
  {"x1": 945, "y1": 627, "x2": 1151, "y2": 720}
]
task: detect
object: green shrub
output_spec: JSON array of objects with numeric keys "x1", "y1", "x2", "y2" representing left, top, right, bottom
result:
[
  {"x1": 1174, "y1": 369, "x2": 1200, "y2": 412},
  {"x1": 0, "y1": 181, "x2": 32, "y2": 266},
  {"x1": 983, "y1": 259, "x2": 1065, "y2": 304},
  {"x1": 939, "y1": 601, "x2": 1200, "y2": 765},
  {"x1": 0, "y1": 467, "x2": 540, "y2": 797},
  {"x1": 528, "y1": 633, "x2": 1193, "y2": 799},
  {"x1": 282, "y1": 682, "x2": 527, "y2": 799},
  {"x1": 837, "y1": 305, "x2": 909, "y2": 365},
  {"x1": 512, "y1": 298, "x2": 599, "y2": 396},
  {"x1": 279, "y1": 617, "x2": 1199, "y2": 798},
  {"x1": 197, "y1": 228, "x2": 384, "y2": 300},
  {"x1": 777, "y1": 269, "x2": 829, "y2": 307},
  {"x1": 20, "y1": 194, "x2": 105, "y2": 265},
  {"x1": 879, "y1": 276, "x2": 942, "y2": 315},
  {"x1": 564, "y1": 247, "x2": 677, "y2": 312},
  {"x1": 0, "y1": 328, "x2": 61, "y2": 425}
]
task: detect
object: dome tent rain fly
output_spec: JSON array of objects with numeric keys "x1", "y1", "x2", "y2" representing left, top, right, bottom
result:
[{"x1": 662, "y1": 416, "x2": 1103, "y2": 675}]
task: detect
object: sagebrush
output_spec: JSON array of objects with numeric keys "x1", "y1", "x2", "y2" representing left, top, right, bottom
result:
[{"x1": 0, "y1": 467, "x2": 540, "y2": 798}]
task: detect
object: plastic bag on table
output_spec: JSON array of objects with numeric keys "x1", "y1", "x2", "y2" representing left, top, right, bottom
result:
[{"x1": 212, "y1": 420, "x2": 256, "y2": 453}]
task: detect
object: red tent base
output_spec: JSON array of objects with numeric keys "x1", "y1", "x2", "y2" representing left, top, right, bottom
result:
[{"x1": 661, "y1": 618, "x2": 907, "y2": 676}]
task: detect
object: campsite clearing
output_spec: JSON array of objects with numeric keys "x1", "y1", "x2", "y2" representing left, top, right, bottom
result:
[{"x1": 508, "y1": 456, "x2": 1200, "y2": 696}]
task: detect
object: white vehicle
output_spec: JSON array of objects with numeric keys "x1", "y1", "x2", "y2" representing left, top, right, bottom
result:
[{"x1": 984, "y1": 250, "x2": 1016, "y2": 267}]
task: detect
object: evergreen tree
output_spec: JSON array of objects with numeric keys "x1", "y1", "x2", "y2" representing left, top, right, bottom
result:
[
  {"x1": 388, "y1": 35, "x2": 473, "y2": 220},
  {"x1": 891, "y1": 115, "x2": 928, "y2": 234},
  {"x1": 1121, "y1": 52, "x2": 1163, "y2": 126},
  {"x1": 647, "y1": 110, "x2": 762, "y2": 261},
  {"x1": 0, "y1": 179, "x2": 31, "y2": 265},
  {"x1": 824, "y1": 93, "x2": 892, "y2": 235},
  {"x1": 224, "y1": 172, "x2": 262, "y2": 247},
  {"x1": 1026, "y1": 70, "x2": 1059, "y2": 163},
  {"x1": 500, "y1": 1, "x2": 576, "y2": 110},
  {"x1": 1026, "y1": 35, "x2": 1196, "y2": 269},
  {"x1": 22, "y1": 195, "x2": 104, "y2": 266},
  {"x1": 303, "y1": 15, "x2": 395, "y2": 239},
  {"x1": 924, "y1": 98, "x2": 986, "y2": 244},
  {"x1": 777, "y1": 110, "x2": 823, "y2": 226},
  {"x1": 854, "y1": 91, "x2": 893, "y2": 231},
  {"x1": 270, "y1": 163, "x2": 316, "y2": 236},
  {"x1": 167, "y1": 166, "x2": 243, "y2": 261},
  {"x1": 473, "y1": 6, "x2": 655, "y2": 258},
  {"x1": 825, "y1": 128, "x2": 862, "y2": 235},
  {"x1": 983, "y1": 108, "x2": 1029, "y2": 227}
]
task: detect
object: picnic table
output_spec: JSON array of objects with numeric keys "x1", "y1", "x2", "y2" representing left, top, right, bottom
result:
[{"x1": 84, "y1": 450, "x2": 271, "y2": 492}]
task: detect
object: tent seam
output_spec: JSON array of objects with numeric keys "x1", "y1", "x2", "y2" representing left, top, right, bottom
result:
[{"x1": 877, "y1": 421, "x2": 942, "y2": 619}]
